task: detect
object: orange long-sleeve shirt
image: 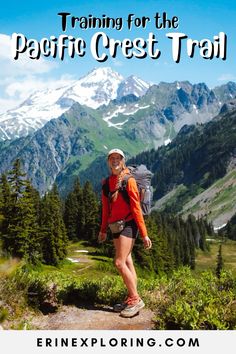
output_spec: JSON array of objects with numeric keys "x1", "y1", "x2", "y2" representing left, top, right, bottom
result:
[{"x1": 100, "y1": 170, "x2": 148, "y2": 238}]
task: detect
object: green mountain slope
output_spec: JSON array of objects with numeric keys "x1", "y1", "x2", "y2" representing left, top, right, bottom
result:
[
  {"x1": 0, "y1": 81, "x2": 235, "y2": 197},
  {"x1": 128, "y1": 109, "x2": 236, "y2": 225},
  {"x1": 155, "y1": 169, "x2": 236, "y2": 228},
  {"x1": 0, "y1": 102, "x2": 160, "y2": 195}
]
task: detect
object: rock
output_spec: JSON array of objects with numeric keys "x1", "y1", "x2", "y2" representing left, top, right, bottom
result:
[{"x1": 30, "y1": 305, "x2": 155, "y2": 330}]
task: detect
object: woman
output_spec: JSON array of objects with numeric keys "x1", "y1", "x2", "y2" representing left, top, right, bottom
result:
[{"x1": 98, "y1": 148, "x2": 152, "y2": 318}]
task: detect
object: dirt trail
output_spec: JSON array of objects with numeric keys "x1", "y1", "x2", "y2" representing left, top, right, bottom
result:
[{"x1": 31, "y1": 305, "x2": 155, "y2": 330}]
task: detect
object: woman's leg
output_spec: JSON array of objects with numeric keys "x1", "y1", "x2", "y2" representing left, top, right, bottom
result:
[
  {"x1": 126, "y1": 253, "x2": 137, "y2": 288},
  {"x1": 113, "y1": 235, "x2": 138, "y2": 298}
]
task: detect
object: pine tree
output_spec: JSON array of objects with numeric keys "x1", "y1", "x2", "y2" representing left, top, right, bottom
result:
[
  {"x1": 8, "y1": 159, "x2": 26, "y2": 203},
  {"x1": 64, "y1": 186, "x2": 80, "y2": 241},
  {"x1": 0, "y1": 195, "x2": 3, "y2": 231},
  {"x1": 82, "y1": 181, "x2": 99, "y2": 243},
  {"x1": 170, "y1": 216, "x2": 182, "y2": 268},
  {"x1": 226, "y1": 213, "x2": 236, "y2": 241},
  {"x1": 133, "y1": 217, "x2": 156, "y2": 275},
  {"x1": 0, "y1": 182, "x2": 4, "y2": 246},
  {"x1": 0, "y1": 161, "x2": 41, "y2": 261},
  {"x1": 64, "y1": 179, "x2": 100, "y2": 244},
  {"x1": 40, "y1": 184, "x2": 68, "y2": 265},
  {"x1": 188, "y1": 214, "x2": 201, "y2": 248},
  {"x1": 19, "y1": 181, "x2": 42, "y2": 264},
  {"x1": 197, "y1": 218, "x2": 208, "y2": 251},
  {"x1": 2, "y1": 160, "x2": 28, "y2": 257},
  {"x1": 0, "y1": 174, "x2": 11, "y2": 250},
  {"x1": 186, "y1": 223, "x2": 196, "y2": 269},
  {"x1": 143, "y1": 214, "x2": 175, "y2": 275},
  {"x1": 64, "y1": 179, "x2": 86, "y2": 241},
  {"x1": 216, "y1": 244, "x2": 224, "y2": 278}
]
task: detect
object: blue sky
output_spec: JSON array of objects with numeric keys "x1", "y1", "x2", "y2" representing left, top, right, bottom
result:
[{"x1": 0, "y1": 0, "x2": 236, "y2": 113}]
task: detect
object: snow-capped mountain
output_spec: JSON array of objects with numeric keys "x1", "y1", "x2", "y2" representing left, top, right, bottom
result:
[
  {"x1": 0, "y1": 85, "x2": 71, "y2": 140},
  {"x1": 117, "y1": 75, "x2": 150, "y2": 99},
  {"x1": 0, "y1": 67, "x2": 150, "y2": 141},
  {"x1": 62, "y1": 67, "x2": 123, "y2": 108}
]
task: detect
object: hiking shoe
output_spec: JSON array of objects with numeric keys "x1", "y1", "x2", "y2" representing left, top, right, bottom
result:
[
  {"x1": 113, "y1": 302, "x2": 128, "y2": 313},
  {"x1": 113, "y1": 296, "x2": 131, "y2": 312},
  {"x1": 120, "y1": 298, "x2": 145, "y2": 318}
]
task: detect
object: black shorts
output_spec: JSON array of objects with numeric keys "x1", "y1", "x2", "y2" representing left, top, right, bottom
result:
[{"x1": 112, "y1": 219, "x2": 138, "y2": 239}]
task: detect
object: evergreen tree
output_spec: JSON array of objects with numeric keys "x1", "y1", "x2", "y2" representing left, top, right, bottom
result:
[
  {"x1": 19, "y1": 181, "x2": 42, "y2": 263},
  {"x1": 204, "y1": 219, "x2": 214, "y2": 237},
  {"x1": 171, "y1": 216, "x2": 182, "y2": 268},
  {"x1": 64, "y1": 179, "x2": 85, "y2": 241},
  {"x1": 0, "y1": 174, "x2": 11, "y2": 250},
  {"x1": 0, "y1": 182, "x2": 4, "y2": 245},
  {"x1": 133, "y1": 217, "x2": 156, "y2": 275},
  {"x1": 40, "y1": 184, "x2": 68, "y2": 265},
  {"x1": 188, "y1": 214, "x2": 201, "y2": 248},
  {"x1": 1, "y1": 160, "x2": 28, "y2": 257},
  {"x1": 226, "y1": 213, "x2": 236, "y2": 241},
  {"x1": 82, "y1": 181, "x2": 99, "y2": 244},
  {"x1": 186, "y1": 223, "x2": 196, "y2": 269},
  {"x1": 8, "y1": 159, "x2": 26, "y2": 203},
  {"x1": 64, "y1": 179, "x2": 99, "y2": 244},
  {"x1": 197, "y1": 218, "x2": 208, "y2": 251},
  {"x1": 0, "y1": 162, "x2": 41, "y2": 262},
  {"x1": 216, "y1": 244, "x2": 224, "y2": 278},
  {"x1": 64, "y1": 185, "x2": 80, "y2": 241},
  {"x1": 159, "y1": 227, "x2": 175, "y2": 274},
  {"x1": 144, "y1": 214, "x2": 175, "y2": 275}
]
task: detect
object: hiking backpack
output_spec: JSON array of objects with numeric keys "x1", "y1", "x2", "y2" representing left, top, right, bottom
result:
[{"x1": 102, "y1": 164, "x2": 153, "y2": 216}]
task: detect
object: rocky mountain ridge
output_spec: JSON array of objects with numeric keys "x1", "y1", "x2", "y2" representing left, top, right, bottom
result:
[
  {"x1": 1, "y1": 66, "x2": 236, "y2": 142},
  {"x1": 0, "y1": 67, "x2": 150, "y2": 141}
]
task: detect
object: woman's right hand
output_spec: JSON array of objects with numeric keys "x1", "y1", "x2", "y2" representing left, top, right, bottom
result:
[
  {"x1": 143, "y1": 236, "x2": 152, "y2": 249},
  {"x1": 98, "y1": 232, "x2": 107, "y2": 243}
]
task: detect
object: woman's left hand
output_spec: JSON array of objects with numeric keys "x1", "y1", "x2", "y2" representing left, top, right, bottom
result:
[
  {"x1": 143, "y1": 236, "x2": 152, "y2": 249},
  {"x1": 98, "y1": 232, "x2": 107, "y2": 243}
]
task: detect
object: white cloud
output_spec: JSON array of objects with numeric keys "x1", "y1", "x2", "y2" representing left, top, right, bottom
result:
[
  {"x1": 112, "y1": 59, "x2": 123, "y2": 67},
  {"x1": 217, "y1": 73, "x2": 236, "y2": 82},
  {"x1": 5, "y1": 74, "x2": 75, "y2": 99},
  {"x1": 0, "y1": 74, "x2": 76, "y2": 113},
  {"x1": 0, "y1": 34, "x2": 75, "y2": 113},
  {"x1": 0, "y1": 98, "x2": 20, "y2": 114},
  {"x1": 0, "y1": 33, "x2": 57, "y2": 77}
]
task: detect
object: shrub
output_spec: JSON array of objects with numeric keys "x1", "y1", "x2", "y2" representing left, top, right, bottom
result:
[
  {"x1": 5, "y1": 264, "x2": 236, "y2": 330},
  {"x1": 152, "y1": 267, "x2": 236, "y2": 329},
  {"x1": 13, "y1": 267, "x2": 127, "y2": 310}
]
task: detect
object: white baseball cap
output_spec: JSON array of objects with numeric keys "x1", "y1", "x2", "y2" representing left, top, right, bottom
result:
[{"x1": 107, "y1": 148, "x2": 125, "y2": 159}]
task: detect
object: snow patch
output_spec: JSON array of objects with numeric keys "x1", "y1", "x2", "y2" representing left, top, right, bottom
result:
[
  {"x1": 103, "y1": 104, "x2": 150, "y2": 129},
  {"x1": 164, "y1": 138, "x2": 171, "y2": 146},
  {"x1": 213, "y1": 223, "x2": 227, "y2": 231},
  {"x1": 0, "y1": 67, "x2": 125, "y2": 140},
  {"x1": 67, "y1": 258, "x2": 80, "y2": 263},
  {"x1": 193, "y1": 104, "x2": 199, "y2": 114},
  {"x1": 75, "y1": 250, "x2": 89, "y2": 253}
]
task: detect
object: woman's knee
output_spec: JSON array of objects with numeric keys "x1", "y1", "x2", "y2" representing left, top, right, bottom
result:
[
  {"x1": 126, "y1": 254, "x2": 133, "y2": 267},
  {"x1": 114, "y1": 257, "x2": 125, "y2": 271}
]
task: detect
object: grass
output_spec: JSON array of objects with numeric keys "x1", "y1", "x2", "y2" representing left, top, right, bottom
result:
[
  {"x1": 1, "y1": 238, "x2": 236, "y2": 329},
  {"x1": 195, "y1": 239, "x2": 236, "y2": 275},
  {"x1": 62, "y1": 241, "x2": 116, "y2": 279},
  {"x1": 182, "y1": 169, "x2": 236, "y2": 224},
  {"x1": 0, "y1": 240, "x2": 118, "y2": 329},
  {"x1": 152, "y1": 184, "x2": 188, "y2": 210}
]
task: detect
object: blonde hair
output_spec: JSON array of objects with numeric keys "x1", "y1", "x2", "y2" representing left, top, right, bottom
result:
[{"x1": 111, "y1": 160, "x2": 126, "y2": 202}]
